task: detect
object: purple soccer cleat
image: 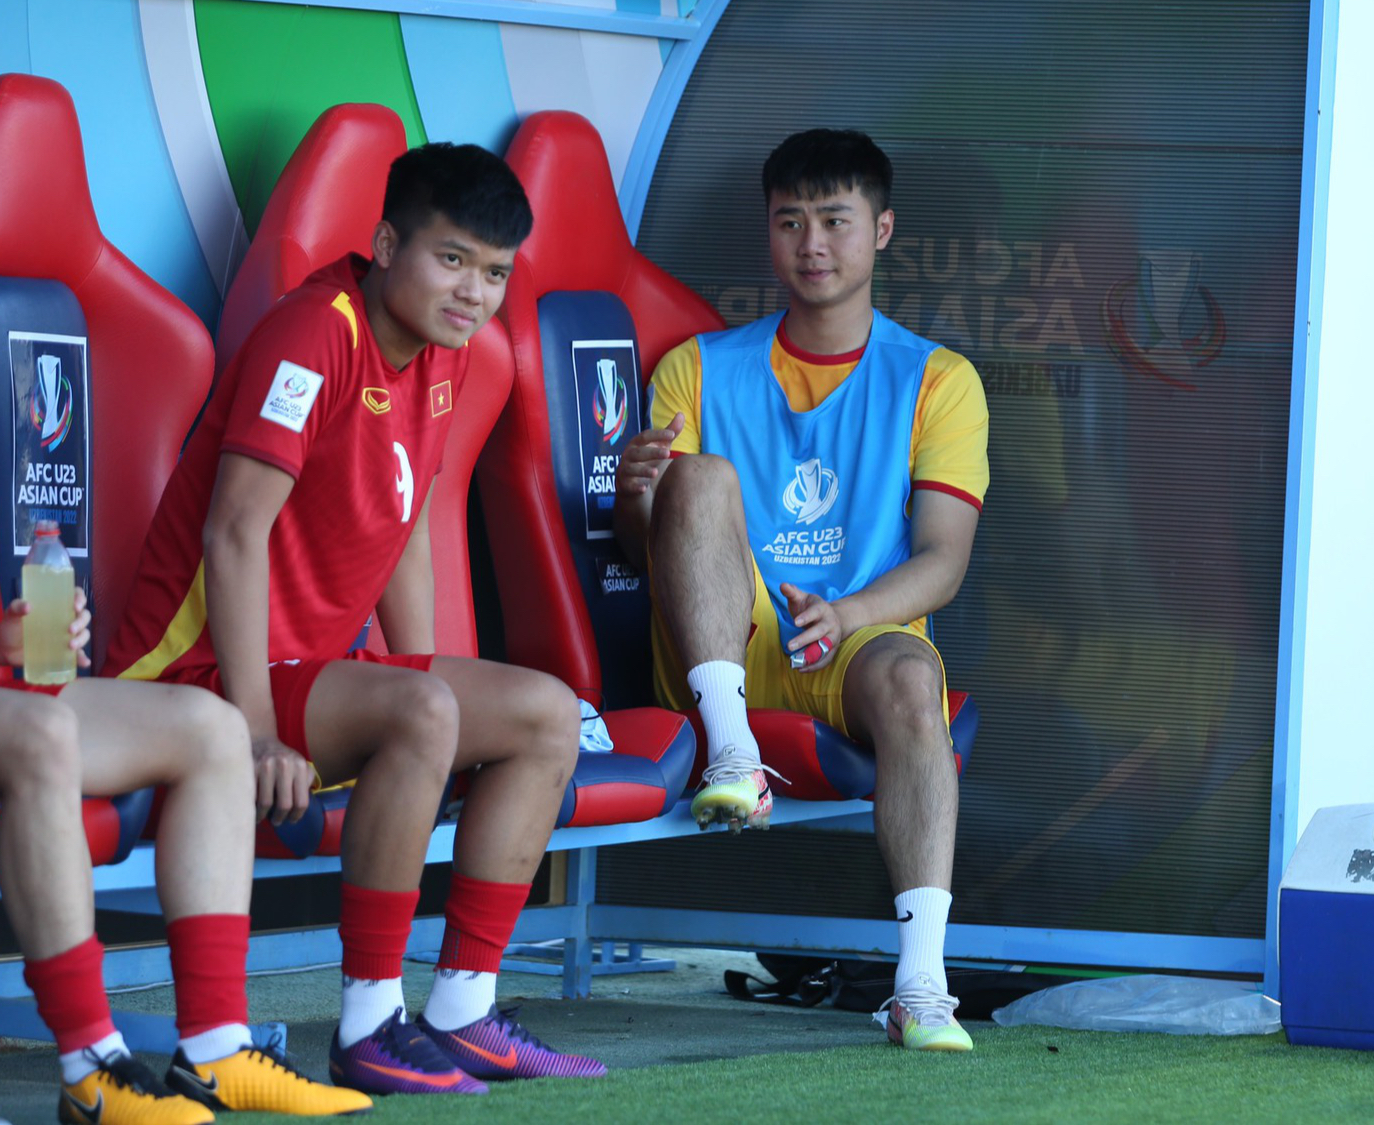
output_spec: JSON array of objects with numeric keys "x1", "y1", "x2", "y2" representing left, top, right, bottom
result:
[
  {"x1": 418, "y1": 1006, "x2": 608, "y2": 1080},
  {"x1": 329, "y1": 1008, "x2": 488, "y2": 1096}
]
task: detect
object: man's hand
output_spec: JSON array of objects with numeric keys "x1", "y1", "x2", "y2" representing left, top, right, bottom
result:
[
  {"x1": 0, "y1": 599, "x2": 24, "y2": 666},
  {"x1": 780, "y1": 582, "x2": 843, "y2": 671},
  {"x1": 69, "y1": 587, "x2": 92, "y2": 668},
  {"x1": 1, "y1": 588, "x2": 93, "y2": 669},
  {"x1": 251, "y1": 734, "x2": 315, "y2": 826},
  {"x1": 615, "y1": 412, "x2": 684, "y2": 498}
]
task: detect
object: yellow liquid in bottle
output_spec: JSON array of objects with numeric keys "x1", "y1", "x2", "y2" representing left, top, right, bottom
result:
[{"x1": 21, "y1": 562, "x2": 77, "y2": 685}]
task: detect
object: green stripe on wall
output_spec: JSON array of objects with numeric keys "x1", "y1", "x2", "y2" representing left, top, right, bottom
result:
[{"x1": 194, "y1": 0, "x2": 427, "y2": 235}]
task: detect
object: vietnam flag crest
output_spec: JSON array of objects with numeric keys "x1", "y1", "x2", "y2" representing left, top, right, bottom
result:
[{"x1": 430, "y1": 380, "x2": 453, "y2": 417}]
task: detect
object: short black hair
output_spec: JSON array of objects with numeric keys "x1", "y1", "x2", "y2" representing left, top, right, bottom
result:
[
  {"x1": 383, "y1": 142, "x2": 533, "y2": 250},
  {"x1": 762, "y1": 129, "x2": 893, "y2": 217}
]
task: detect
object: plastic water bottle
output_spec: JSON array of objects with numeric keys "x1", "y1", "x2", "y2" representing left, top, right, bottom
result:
[{"x1": 21, "y1": 520, "x2": 76, "y2": 685}]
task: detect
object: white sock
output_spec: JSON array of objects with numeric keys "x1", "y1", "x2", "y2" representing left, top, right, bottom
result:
[
  {"x1": 687, "y1": 661, "x2": 758, "y2": 763},
  {"x1": 422, "y1": 968, "x2": 497, "y2": 1031},
  {"x1": 61, "y1": 1030, "x2": 128, "y2": 1085},
  {"x1": 177, "y1": 1022, "x2": 252, "y2": 1065},
  {"x1": 894, "y1": 887, "x2": 952, "y2": 996},
  {"x1": 338, "y1": 975, "x2": 406, "y2": 1048}
]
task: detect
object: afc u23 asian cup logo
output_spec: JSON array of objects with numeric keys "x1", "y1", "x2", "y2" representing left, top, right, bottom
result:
[
  {"x1": 30, "y1": 353, "x2": 74, "y2": 452},
  {"x1": 783, "y1": 458, "x2": 839, "y2": 525},
  {"x1": 283, "y1": 372, "x2": 314, "y2": 397},
  {"x1": 592, "y1": 357, "x2": 628, "y2": 444},
  {"x1": 1101, "y1": 249, "x2": 1226, "y2": 392}
]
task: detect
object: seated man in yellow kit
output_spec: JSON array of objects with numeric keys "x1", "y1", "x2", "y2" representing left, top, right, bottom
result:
[{"x1": 614, "y1": 128, "x2": 989, "y2": 1052}]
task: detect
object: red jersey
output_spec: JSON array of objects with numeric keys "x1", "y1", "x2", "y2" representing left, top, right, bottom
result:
[{"x1": 105, "y1": 255, "x2": 466, "y2": 680}]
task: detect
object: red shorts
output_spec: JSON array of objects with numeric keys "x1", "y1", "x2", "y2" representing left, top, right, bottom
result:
[
  {"x1": 162, "y1": 649, "x2": 436, "y2": 761},
  {"x1": 0, "y1": 668, "x2": 66, "y2": 696}
]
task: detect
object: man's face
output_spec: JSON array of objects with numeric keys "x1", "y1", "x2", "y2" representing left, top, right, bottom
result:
[
  {"x1": 768, "y1": 184, "x2": 893, "y2": 313},
  {"x1": 369, "y1": 212, "x2": 515, "y2": 367}
]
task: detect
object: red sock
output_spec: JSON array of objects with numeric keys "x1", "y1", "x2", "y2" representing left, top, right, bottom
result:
[
  {"x1": 339, "y1": 883, "x2": 419, "y2": 981},
  {"x1": 437, "y1": 874, "x2": 531, "y2": 974},
  {"x1": 166, "y1": 914, "x2": 249, "y2": 1038},
  {"x1": 23, "y1": 934, "x2": 116, "y2": 1055}
]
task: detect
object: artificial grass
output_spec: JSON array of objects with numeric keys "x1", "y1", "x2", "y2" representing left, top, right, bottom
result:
[{"x1": 218, "y1": 1026, "x2": 1374, "y2": 1125}]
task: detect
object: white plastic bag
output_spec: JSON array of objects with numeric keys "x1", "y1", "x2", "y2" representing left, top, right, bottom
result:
[
  {"x1": 578, "y1": 700, "x2": 614, "y2": 754},
  {"x1": 991, "y1": 974, "x2": 1281, "y2": 1036}
]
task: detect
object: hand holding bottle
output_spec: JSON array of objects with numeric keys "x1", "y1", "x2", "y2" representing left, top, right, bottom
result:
[
  {"x1": 17, "y1": 520, "x2": 88, "y2": 683},
  {"x1": 1, "y1": 586, "x2": 90, "y2": 671}
]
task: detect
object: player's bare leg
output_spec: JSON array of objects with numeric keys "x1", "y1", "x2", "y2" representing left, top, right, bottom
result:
[
  {"x1": 414, "y1": 656, "x2": 601, "y2": 1079},
  {"x1": 34, "y1": 684, "x2": 358, "y2": 1119},
  {"x1": 293, "y1": 662, "x2": 483, "y2": 1095},
  {"x1": 425, "y1": 658, "x2": 579, "y2": 878},
  {"x1": 306, "y1": 656, "x2": 585, "y2": 886},
  {"x1": 0, "y1": 694, "x2": 91, "y2": 959},
  {"x1": 649, "y1": 454, "x2": 774, "y2": 831},
  {"x1": 62, "y1": 679, "x2": 254, "y2": 919},
  {"x1": 2, "y1": 692, "x2": 218, "y2": 1124},
  {"x1": 842, "y1": 632, "x2": 971, "y2": 1051},
  {"x1": 303, "y1": 664, "x2": 461, "y2": 888},
  {"x1": 304, "y1": 659, "x2": 601, "y2": 1088},
  {"x1": 841, "y1": 634, "x2": 957, "y2": 892},
  {"x1": 648, "y1": 453, "x2": 754, "y2": 670}
]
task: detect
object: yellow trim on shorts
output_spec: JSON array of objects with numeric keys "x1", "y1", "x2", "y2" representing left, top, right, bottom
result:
[{"x1": 651, "y1": 557, "x2": 950, "y2": 739}]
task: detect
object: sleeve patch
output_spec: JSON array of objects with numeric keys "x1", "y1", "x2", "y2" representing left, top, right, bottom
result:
[{"x1": 260, "y1": 361, "x2": 325, "y2": 433}]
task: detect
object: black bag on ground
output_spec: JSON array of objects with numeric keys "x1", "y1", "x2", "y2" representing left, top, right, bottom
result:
[{"x1": 726, "y1": 953, "x2": 1066, "y2": 1019}]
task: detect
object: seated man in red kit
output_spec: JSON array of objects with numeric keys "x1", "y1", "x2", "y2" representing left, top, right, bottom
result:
[
  {"x1": 107, "y1": 142, "x2": 605, "y2": 1096},
  {"x1": 2, "y1": 592, "x2": 371, "y2": 1121}
]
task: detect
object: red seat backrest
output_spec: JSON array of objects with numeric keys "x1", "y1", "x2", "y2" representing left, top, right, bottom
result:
[
  {"x1": 0, "y1": 74, "x2": 213, "y2": 669},
  {"x1": 214, "y1": 102, "x2": 406, "y2": 381},
  {"x1": 482, "y1": 110, "x2": 724, "y2": 697},
  {"x1": 214, "y1": 102, "x2": 510, "y2": 657}
]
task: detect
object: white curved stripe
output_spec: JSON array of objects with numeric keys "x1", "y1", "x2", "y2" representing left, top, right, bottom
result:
[
  {"x1": 502, "y1": 22, "x2": 664, "y2": 191},
  {"x1": 138, "y1": 0, "x2": 247, "y2": 301}
]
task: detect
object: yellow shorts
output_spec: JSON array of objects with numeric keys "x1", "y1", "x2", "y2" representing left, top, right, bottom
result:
[{"x1": 651, "y1": 559, "x2": 949, "y2": 739}]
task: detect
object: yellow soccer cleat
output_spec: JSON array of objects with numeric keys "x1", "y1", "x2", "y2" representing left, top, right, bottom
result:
[
  {"x1": 165, "y1": 1042, "x2": 372, "y2": 1117},
  {"x1": 690, "y1": 747, "x2": 780, "y2": 832},
  {"x1": 879, "y1": 990, "x2": 974, "y2": 1052},
  {"x1": 60, "y1": 1052, "x2": 215, "y2": 1125}
]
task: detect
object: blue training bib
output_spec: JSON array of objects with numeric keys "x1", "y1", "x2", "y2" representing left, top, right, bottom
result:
[{"x1": 697, "y1": 309, "x2": 936, "y2": 646}]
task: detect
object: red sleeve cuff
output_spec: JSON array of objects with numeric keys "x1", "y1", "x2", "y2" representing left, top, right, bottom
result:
[
  {"x1": 913, "y1": 479, "x2": 983, "y2": 513},
  {"x1": 220, "y1": 442, "x2": 303, "y2": 481}
]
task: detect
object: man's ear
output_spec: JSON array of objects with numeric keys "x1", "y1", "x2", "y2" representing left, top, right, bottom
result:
[
  {"x1": 875, "y1": 209, "x2": 895, "y2": 251},
  {"x1": 372, "y1": 220, "x2": 399, "y2": 267}
]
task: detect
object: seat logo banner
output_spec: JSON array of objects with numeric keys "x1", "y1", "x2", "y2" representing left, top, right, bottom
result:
[
  {"x1": 9, "y1": 332, "x2": 90, "y2": 557},
  {"x1": 572, "y1": 339, "x2": 640, "y2": 540}
]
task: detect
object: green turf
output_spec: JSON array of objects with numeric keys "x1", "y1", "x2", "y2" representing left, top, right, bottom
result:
[{"x1": 223, "y1": 1027, "x2": 1374, "y2": 1125}]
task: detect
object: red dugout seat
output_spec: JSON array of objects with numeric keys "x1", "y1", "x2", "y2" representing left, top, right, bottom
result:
[
  {"x1": 214, "y1": 102, "x2": 405, "y2": 383},
  {"x1": 217, "y1": 103, "x2": 691, "y2": 853},
  {"x1": 213, "y1": 101, "x2": 496, "y2": 665},
  {"x1": 485, "y1": 111, "x2": 975, "y2": 804},
  {"x1": 0, "y1": 74, "x2": 213, "y2": 860}
]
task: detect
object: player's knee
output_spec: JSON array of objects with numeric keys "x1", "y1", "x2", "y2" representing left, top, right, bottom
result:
[
  {"x1": 532, "y1": 676, "x2": 581, "y2": 769},
  {"x1": 500, "y1": 671, "x2": 579, "y2": 776},
  {"x1": 1, "y1": 698, "x2": 80, "y2": 791},
  {"x1": 177, "y1": 689, "x2": 252, "y2": 777},
  {"x1": 871, "y1": 646, "x2": 946, "y2": 733},
  {"x1": 656, "y1": 452, "x2": 739, "y2": 510},
  {"x1": 389, "y1": 673, "x2": 461, "y2": 774}
]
